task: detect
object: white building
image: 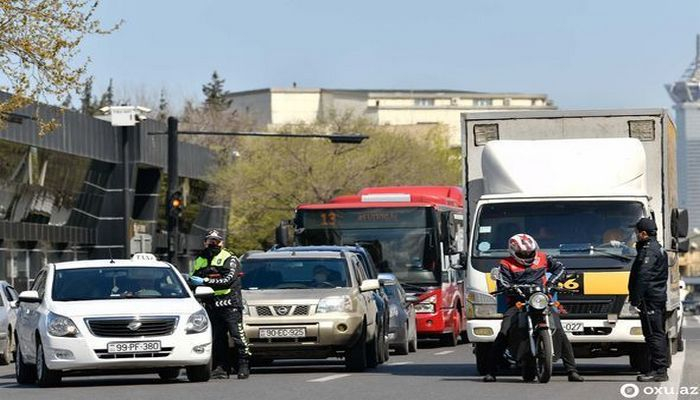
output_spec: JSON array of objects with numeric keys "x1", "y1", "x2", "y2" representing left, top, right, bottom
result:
[
  {"x1": 667, "y1": 35, "x2": 700, "y2": 230},
  {"x1": 225, "y1": 88, "x2": 556, "y2": 146}
]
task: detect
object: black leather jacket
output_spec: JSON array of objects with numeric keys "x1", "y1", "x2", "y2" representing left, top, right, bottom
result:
[{"x1": 628, "y1": 237, "x2": 668, "y2": 306}]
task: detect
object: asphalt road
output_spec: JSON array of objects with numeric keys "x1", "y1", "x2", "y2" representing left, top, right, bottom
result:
[{"x1": 1, "y1": 316, "x2": 699, "y2": 400}]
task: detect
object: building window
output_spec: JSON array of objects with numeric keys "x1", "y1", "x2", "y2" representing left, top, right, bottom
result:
[
  {"x1": 474, "y1": 99, "x2": 493, "y2": 107},
  {"x1": 414, "y1": 98, "x2": 435, "y2": 107}
]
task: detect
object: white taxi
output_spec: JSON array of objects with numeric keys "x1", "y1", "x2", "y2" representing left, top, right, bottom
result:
[{"x1": 14, "y1": 254, "x2": 212, "y2": 387}]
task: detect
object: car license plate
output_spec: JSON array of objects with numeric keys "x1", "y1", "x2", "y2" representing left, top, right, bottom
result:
[
  {"x1": 563, "y1": 322, "x2": 584, "y2": 333},
  {"x1": 259, "y1": 328, "x2": 306, "y2": 338},
  {"x1": 107, "y1": 341, "x2": 161, "y2": 353}
]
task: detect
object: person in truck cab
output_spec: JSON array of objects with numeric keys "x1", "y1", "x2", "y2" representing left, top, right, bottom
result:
[{"x1": 483, "y1": 233, "x2": 584, "y2": 383}]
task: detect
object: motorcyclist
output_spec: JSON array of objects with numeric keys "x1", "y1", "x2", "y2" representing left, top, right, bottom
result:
[
  {"x1": 483, "y1": 233, "x2": 584, "y2": 382},
  {"x1": 189, "y1": 229, "x2": 252, "y2": 379}
]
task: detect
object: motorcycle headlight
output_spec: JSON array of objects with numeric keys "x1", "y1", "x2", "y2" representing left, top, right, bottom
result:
[
  {"x1": 47, "y1": 312, "x2": 80, "y2": 337},
  {"x1": 317, "y1": 296, "x2": 353, "y2": 313},
  {"x1": 528, "y1": 292, "x2": 549, "y2": 310},
  {"x1": 186, "y1": 309, "x2": 209, "y2": 334}
]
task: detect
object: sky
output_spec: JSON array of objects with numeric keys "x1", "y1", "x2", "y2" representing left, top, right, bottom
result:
[{"x1": 80, "y1": 0, "x2": 700, "y2": 113}]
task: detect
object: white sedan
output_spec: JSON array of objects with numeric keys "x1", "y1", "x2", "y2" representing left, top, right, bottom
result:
[{"x1": 14, "y1": 254, "x2": 213, "y2": 387}]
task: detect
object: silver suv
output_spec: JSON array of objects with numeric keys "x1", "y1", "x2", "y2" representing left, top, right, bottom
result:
[{"x1": 241, "y1": 250, "x2": 381, "y2": 371}]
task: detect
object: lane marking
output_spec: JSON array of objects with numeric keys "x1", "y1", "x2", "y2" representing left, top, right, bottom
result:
[
  {"x1": 656, "y1": 345, "x2": 686, "y2": 400},
  {"x1": 434, "y1": 350, "x2": 454, "y2": 355},
  {"x1": 386, "y1": 361, "x2": 414, "y2": 366},
  {"x1": 307, "y1": 373, "x2": 351, "y2": 383}
]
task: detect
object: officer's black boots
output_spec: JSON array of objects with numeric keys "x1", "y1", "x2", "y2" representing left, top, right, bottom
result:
[
  {"x1": 568, "y1": 371, "x2": 584, "y2": 382},
  {"x1": 237, "y1": 359, "x2": 250, "y2": 379},
  {"x1": 637, "y1": 370, "x2": 669, "y2": 382},
  {"x1": 211, "y1": 366, "x2": 229, "y2": 379}
]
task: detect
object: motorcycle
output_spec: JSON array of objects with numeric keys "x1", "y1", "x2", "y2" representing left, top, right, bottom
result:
[{"x1": 490, "y1": 270, "x2": 560, "y2": 383}]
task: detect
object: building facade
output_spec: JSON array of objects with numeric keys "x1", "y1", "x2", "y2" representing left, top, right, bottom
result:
[
  {"x1": 666, "y1": 35, "x2": 700, "y2": 230},
  {"x1": 0, "y1": 93, "x2": 228, "y2": 290},
  {"x1": 226, "y1": 88, "x2": 556, "y2": 146}
]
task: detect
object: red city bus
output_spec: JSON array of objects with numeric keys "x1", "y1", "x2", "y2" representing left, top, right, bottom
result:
[{"x1": 293, "y1": 186, "x2": 467, "y2": 346}]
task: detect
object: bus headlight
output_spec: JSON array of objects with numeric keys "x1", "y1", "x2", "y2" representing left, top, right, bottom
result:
[
  {"x1": 415, "y1": 295, "x2": 437, "y2": 314},
  {"x1": 528, "y1": 293, "x2": 549, "y2": 310}
]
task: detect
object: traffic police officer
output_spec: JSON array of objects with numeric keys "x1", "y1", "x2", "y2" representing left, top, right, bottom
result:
[
  {"x1": 628, "y1": 217, "x2": 669, "y2": 382},
  {"x1": 189, "y1": 229, "x2": 252, "y2": 379}
]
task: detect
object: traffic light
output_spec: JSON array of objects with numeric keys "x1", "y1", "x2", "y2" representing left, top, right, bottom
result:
[{"x1": 169, "y1": 191, "x2": 184, "y2": 217}]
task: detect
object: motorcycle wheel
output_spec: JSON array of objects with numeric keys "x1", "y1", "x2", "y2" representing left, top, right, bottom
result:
[{"x1": 535, "y1": 329, "x2": 553, "y2": 383}]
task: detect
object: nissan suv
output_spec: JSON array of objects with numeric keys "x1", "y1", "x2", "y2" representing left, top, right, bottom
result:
[{"x1": 240, "y1": 250, "x2": 381, "y2": 371}]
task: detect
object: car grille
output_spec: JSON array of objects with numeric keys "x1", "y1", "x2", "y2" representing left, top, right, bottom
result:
[
  {"x1": 85, "y1": 317, "x2": 179, "y2": 337},
  {"x1": 255, "y1": 305, "x2": 311, "y2": 317},
  {"x1": 93, "y1": 347, "x2": 174, "y2": 359}
]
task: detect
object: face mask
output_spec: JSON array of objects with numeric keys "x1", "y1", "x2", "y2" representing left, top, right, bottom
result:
[{"x1": 204, "y1": 244, "x2": 221, "y2": 257}]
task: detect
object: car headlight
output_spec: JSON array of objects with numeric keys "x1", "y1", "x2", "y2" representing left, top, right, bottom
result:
[
  {"x1": 619, "y1": 296, "x2": 639, "y2": 318},
  {"x1": 528, "y1": 292, "x2": 549, "y2": 310},
  {"x1": 47, "y1": 312, "x2": 80, "y2": 337},
  {"x1": 317, "y1": 296, "x2": 353, "y2": 313},
  {"x1": 186, "y1": 309, "x2": 209, "y2": 334},
  {"x1": 389, "y1": 304, "x2": 399, "y2": 318}
]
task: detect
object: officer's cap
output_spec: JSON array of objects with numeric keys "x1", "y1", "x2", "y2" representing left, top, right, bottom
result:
[
  {"x1": 204, "y1": 229, "x2": 224, "y2": 241},
  {"x1": 634, "y1": 218, "x2": 657, "y2": 235}
]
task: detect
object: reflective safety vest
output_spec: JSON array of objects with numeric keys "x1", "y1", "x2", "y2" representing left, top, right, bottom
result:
[{"x1": 193, "y1": 249, "x2": 233, "y2": 297}]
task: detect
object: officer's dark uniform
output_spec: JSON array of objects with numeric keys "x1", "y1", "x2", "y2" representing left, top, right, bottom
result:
[
  {"x1": 628, "y1": 218, "x2": 669, "y2": 381},
  {"x1": 485, "y1": 251, "x2": 583, "y2": 382},
  {"x1": 192, "y1": 232, "x2": 252, "y2": 379}
]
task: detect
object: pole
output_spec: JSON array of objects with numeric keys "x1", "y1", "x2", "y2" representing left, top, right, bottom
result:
[
  {"x1": 122, "y1": 125, "x2": 131, "y2": 258},
  {"x1": 167, "y1": 117, "x2": 179, "y2": 264}
]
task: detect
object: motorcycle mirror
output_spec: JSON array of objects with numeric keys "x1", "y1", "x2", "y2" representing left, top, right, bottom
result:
[{"x1": 490, "y1": 267, "x2": 500, "y2": 281}]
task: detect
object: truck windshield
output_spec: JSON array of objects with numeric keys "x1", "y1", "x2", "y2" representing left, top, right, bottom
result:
[
  {"x1": 472, "y1": 200, "x2": 644, "y2": 262},
  {"x1": 241, "y1": 258, "x2": 349, "y2": 290},
  {"x1": 296, "y1": 208, "x2": 440, "y2": 285}
]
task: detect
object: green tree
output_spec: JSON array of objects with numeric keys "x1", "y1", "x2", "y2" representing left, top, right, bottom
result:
[
  {"x1": 202, "y1": 71, "x2": 231, "y2": 112},
  {"x1": 0, "y1": 0, "x2": 120, "y2": 134},
  {"x1": 157, "y1": 88, "x2": 169, "y2": 121},
  {"x1": 80, "y1": 76, "x2": 97, "y2": 115},
  {"x1": 213, "y1": 113, "x2": 461, "y2": 254},
  {"x1": 97, "y1": 78, "x2": 114, "y2": 109}
]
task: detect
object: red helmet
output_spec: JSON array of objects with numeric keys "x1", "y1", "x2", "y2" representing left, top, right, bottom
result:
[{"x1": 508, "y1": 233, "x2": 539, "y2": 266}]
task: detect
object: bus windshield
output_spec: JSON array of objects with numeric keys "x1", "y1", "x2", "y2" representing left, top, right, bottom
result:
[
  {"x1": 472, "y1": 201, "x2": 644, "y2": 264},
  {"x1": 296, "y1": 208, "x2": 440, "y2": 285}
]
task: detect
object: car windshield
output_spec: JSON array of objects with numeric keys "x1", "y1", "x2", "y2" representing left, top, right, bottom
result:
[
  {"x1": 472, "y1": 200, "x2": 644, "y2": 262},
  {"x1": 242, "y1": 258, "x2": 349, "y2": 290},
  {"x1": 52, "y1": 267, "x2": 188, "y2": 301}
]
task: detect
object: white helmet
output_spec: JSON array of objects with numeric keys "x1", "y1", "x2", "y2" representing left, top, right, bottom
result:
[{"x1": 508, "y1": 233, "x2": 539, "y2": 266}]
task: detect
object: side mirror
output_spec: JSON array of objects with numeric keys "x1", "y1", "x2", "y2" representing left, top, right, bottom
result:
[
  {"x1": 674, "y1": 237, "x2": 690, "y2": 254},
  {"x1": 490, "y1": 267, "x2": 501, "y2": 281},
  {"x1": 360, "y1": 279, "x2": 381, "y2": 292},
  {"x1": 9, "y1": 300, "x2": 18, "y2": 309},
  {"x1": 18, "y1": 290, "x2": 41, "y2": 304},
  {"x1": 672, "y1": 208, "x2": 689, "y2": 238},
  {"x1": 194, "y1": 286, "x2": 215, "y2": 298},
  {"x1": 451, "y1": 252, "x2": 467, "y2": 270}
]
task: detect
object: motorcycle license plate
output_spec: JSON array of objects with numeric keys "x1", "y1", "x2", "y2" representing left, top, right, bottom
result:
[{"x1": 563, "y1": 322, "x2": 584, "y2": 333}]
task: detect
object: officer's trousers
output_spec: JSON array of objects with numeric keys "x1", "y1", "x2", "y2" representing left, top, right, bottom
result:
[
  {"x1": 640, "y1": 300, "x2": 668, "y2": 373},
  {"x1": 208, "y1": 307, "x2": 252, "y2": 371}
]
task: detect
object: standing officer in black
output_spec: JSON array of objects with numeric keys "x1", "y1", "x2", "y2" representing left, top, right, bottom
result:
[
  {"x1": 189, "y1": 229, "x2": 252, "y2": 379},
  {"x1": 628, "y1": 217, "x2": 669, "y2": 382}
]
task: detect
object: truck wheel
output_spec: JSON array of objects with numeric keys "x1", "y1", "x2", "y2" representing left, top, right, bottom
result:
[
  {"x1": 36, "y1": 339, "x2": 62, "y2": 387},
  {"x1": 474, "y1": 343, "x2": 492, "y2": 376},
  {"x1": 345, "y1": 325, "x2": 368, "y2": 372},
  {"x1": 186, "y1": 359, "x2": 211, "y2": 382}
]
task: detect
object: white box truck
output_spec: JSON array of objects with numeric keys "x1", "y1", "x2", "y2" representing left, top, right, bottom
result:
[{"x1": 461, "y1": 109, "x2": 689, "y2": 373}]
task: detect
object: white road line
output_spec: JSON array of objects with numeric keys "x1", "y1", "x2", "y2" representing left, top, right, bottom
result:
[
  {"x1": 307, "y1": 374, "x2": 351, "y2": 383},
  {"x1": 434, "y1": 350, "x2": 454, "y2": 355},
  {"x1": 386, "y1": 361, "x2": 415, "y2": 366},
  {"x1": 693, "y1": 315, "x2": 700, "y2": 323},
  {"x1": 656, "y1": 346, "x2": 686, "y2": 400}
]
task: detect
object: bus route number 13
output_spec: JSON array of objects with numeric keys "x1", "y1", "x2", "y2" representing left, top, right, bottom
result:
[{"x1": 320, "y1": 212, "x2": 337, "y2": 226}]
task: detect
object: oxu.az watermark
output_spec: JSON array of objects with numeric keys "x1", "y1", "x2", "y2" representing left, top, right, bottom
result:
[{"x1": 620, "y1": 383, "x2": 700, "y2": 398}]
